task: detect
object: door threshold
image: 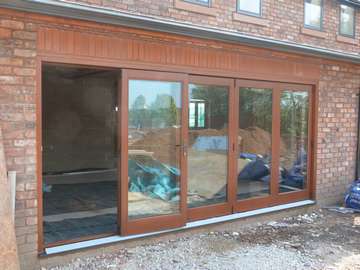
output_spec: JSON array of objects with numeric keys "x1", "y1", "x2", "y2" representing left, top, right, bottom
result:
[{"x1": 45, "y1": 199, "x2": 315, "y2": 255}]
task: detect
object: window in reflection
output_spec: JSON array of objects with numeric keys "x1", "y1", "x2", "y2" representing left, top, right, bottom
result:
[
  {"x1": 237, "y1": 88, "x2": 272, "y2": 200},
  {"x1": 279, "y1": 91, "x2": 309, "y2": 193},
  {"x1": 128, "y1": 80, "x2": 182, "y2": 219},
  {"x1": 188, "y1": 84, "x2": 229, "y2": 208}
]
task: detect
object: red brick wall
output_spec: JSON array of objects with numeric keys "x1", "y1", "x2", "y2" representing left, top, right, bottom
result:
[
  {"x1": 0, "y1": 6, "x2": 359, "y2": 270},
  {"x1": 316, "y1": 62, "x2": 360, "y2": 205},
  {"x1": 0, "y1": 14, "x2": 38, "y2": 270},
  {"x1": 61, "y1": 0, "x2": 360, "y2": 54}
]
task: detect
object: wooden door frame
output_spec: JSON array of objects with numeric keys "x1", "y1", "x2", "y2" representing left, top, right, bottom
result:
[
  {"x1": 186, "y1": 75, "x2": 235, "y2": 221},
  {"x1": 120, "y1": 69, "x2": 189, "y2": 235},
  {"x1": 36, "y1": 54, "x2": 318, "y2": 253},
  {"x1": 234, "y1": 79, "x2": 314, "y2": 212},
  {"x1": 37, "y1": 60, "x2": 122, "y2": 252},
  {"x1": 275, "y1": 83, "x2": 314, "y2": 203},
  {"x1": 234, "y1": 79, "x2": 280, "y2": 212}
]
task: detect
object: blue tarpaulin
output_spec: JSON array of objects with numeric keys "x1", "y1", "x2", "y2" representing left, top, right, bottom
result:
[
  {"x1": 345, "y1": 180, "x2": 360, "y2": 210},
  {"x1": 192, "y1": 136, "x2": 228, "y2": 151},
  {"x1": 128, "y1": 156, "x2": 180, "y2": 201}
]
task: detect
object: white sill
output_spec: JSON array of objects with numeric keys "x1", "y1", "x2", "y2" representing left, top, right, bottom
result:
[{"x1": 45, "y1": 199, "x2": 315, "y2": 255}]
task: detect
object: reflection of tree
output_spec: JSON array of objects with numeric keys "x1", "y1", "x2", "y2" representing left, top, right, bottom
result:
[
  {"x1": 129, "y1": 94, "x2": 178, "y2": 128},
  {"x1": 150, "y1": 94, "x2": 178, "y2": 127},
  {"x1": 280, "y1": 92, "x2": 308, "y2": 138},
  {"x1": 281, "y1": 92, "x2": 308, "y2": 164},
  {"x1": 129, "y1": 94, "x2": 148, "y2": 128},
  {"x1": 239, "y1": 89, "x2": 272, "y2": 132}
]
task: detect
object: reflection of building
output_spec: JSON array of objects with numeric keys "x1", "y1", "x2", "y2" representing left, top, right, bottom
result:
[
  {"x1": 189, "y1": 99, "x2": 206, "y2": 129},
  {"x1": 1, "y1": 0, "x2": 360, "y2": 269}
]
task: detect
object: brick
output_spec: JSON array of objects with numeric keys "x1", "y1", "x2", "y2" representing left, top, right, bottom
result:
[
  {"x1": 25, "y1": 199, "x2": 37, "y2": 208},
  {"x1": 0, "y1": 66, "x2": 12, "y2": 74},
  {"x1": 13, "y1": 68, "x2": 35, "y2": 76},
  {"x1": 12, "y1": 30, "x2": 36, "y2": 40},
  {"x1": 0, "y1": 28, "x2": 11, "y2": 38},
  {"x1": 0, "y1": 57, "x2": 23, "y2": 66},
  {"x1": 17, "y1": 243, "x2": 36, "y2": 254},
  {"x1": 25, "y1": 217, "x2": 37, "y2": 226},
  {"x1": 0, "y1": 20, "x2": 24, "y2": 30},
  {"x1": 25, "y1": 183, "x2": 36, "y2": 191},
  {"x1": 16, "y1": 191, "x2": 36, "y2": 200},
  {"x1": 0, "y1": 76, "x2": 23, "y2": 84},
  {"x1": 13, "y1": 48, "x2": 36, "y2": 58}
]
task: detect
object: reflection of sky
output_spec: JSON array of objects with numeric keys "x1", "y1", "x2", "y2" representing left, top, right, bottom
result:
[
  {"x1": 129, "y1": 80, "x2": 181, "y2": 109},
  {"x1": 304, "y1": 0, "x2": 322, "y2": 27}
]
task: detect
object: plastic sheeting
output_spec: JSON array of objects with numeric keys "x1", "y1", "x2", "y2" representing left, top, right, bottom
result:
[
  {"x1": 192, "y1": 136, "x2": 228, "y2": 151},
  {"x1": 345, "y1": 180, "x2": 360, "y2": 210},
  {"x1": 128, "y1": 156, "x2": 180, "y2": 201}
]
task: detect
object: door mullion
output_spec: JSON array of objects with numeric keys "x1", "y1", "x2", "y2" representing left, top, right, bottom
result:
[
  {"x1": 180, "y1": 75, "x2": 189, "y2": 222},
  {"x1": 270, "y1": 86, "x2": 281, "y2": 200},
  {"x1": 230, "y1": 81, "x2": 239, "y2": 211}
]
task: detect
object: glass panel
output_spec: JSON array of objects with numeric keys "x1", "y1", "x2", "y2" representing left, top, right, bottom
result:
[
  {"x1": 188, "y1": 84, "x2": 228, "y2": 208},
  {"x1": 305, "y1": 0, "x2": 322, "y2": 29},
  {"x1": 42, "y1": 65, "x2": 119, "y2": 245},
  {"x1": 238, "y1": 0, "x2": 261, "y2": 15},
  {"x1": 340, "y1": 4, "x2": 355, "y2": 37},
  {"x1": 128, "y1": 80, "x2": 182, "y2": 219},
  {"x1": 279, "y1": 91, "x2": 309, "y2": 193},
  {"x1": 237, "y1": 88, "x2": 272, "y2": 200}
]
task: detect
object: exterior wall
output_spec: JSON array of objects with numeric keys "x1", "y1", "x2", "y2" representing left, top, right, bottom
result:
[
  {"x1": 0, "y1": 5, "x2": 359, "y2": 270},
  {"x1": 0, "y1": 11, "x2": 38, "y2": 270},
  {"x1": 61, "y1": 0, "x2": 360, "y2": 54},
  {"x1": 317, "y1": 62, "x2": 360, "y2": 204}
]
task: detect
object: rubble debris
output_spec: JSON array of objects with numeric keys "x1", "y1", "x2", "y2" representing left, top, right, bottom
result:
[{"x1": 43, "y1": 209, "x2": 360, "y2": 270}]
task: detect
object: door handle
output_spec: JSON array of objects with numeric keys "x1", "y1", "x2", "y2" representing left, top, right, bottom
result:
[{"x1": 175, "y1": 144, "x2": 188, "y2": 156}]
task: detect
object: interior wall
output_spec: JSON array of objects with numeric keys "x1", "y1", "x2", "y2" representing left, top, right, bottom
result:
[{"x1": 42, "y1": 67, "x2": 118, "y2": 174}]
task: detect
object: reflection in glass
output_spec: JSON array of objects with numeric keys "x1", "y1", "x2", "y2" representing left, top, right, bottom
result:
[
  {"x1": 279, "y1": 91, "x2": 309, "y2": 193},
  {"x1": 42, "y1": 65, "x2": 118, "y2": 244},
  {"x1": 305, "y1": 0, "x2": 322, "y2": 29},
  {"x1": 340, "y1": 4, "x2": 355, "y2": 37},
  {"x1": 237, "y1": 88, "x2": 272, "y2": 200},
  {"x1": 128, "y1": 80, "x2": 182, "y2": 219},
  {"x1": 188, "y1": 84, "x2": 228, "y2": 208}
]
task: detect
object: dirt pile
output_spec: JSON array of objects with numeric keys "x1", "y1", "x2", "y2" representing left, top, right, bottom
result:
[
  {"x1": 129, "y1": 126, "x2": 287, "y2": 164},
  {"x1": 238, "y1": 126, "x2": 287, "y2": 156}
]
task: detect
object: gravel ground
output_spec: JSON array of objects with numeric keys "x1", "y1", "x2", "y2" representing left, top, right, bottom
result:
[{"x1": 44, "y1": 208, "x2": 360, "y2": 270}]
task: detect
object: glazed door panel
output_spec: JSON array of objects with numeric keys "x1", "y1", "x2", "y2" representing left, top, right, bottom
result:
[
  {"x1": 186, "y1": 76, "x2": 235, "y2": 221},
  {"x1": 234, "y1": 80, "x2": 313, "y2": 212},
  {"x1": 120, "y1": 69, "x2": 188, "y2": 235},
  {"x1": 234, "y1": 80, "x2": 279, "y2": 212}
]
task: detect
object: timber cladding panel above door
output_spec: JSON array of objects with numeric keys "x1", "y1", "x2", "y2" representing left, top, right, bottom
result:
[{"x1": 37, "y1": 27, "x2": 320, "y2": 83}]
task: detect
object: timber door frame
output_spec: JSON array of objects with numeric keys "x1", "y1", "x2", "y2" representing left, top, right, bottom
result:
[
  {"x1": 186, "y1": 76, "x2": 235, "y2": 221},
  {"x1": 38, "y1": 61, "x2": 121, "y2": 252},
  {"x1": 120, "y1": 69, "x2": 188, "y2": 235}
]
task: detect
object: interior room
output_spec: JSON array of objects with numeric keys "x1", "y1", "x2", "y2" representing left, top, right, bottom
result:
[{"x1": 42, "y1": 65, "x2": 119, "y2": 244}]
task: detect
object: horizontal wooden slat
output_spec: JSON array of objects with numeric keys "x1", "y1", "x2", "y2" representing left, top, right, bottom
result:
[{"x1": 37, "y1": 27, "x2": 320, "y2": 81}]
